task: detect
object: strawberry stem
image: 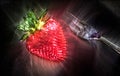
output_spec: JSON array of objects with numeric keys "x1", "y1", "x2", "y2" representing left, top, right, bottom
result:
[{"x1": 17, "y1": 8, "x2": 48, "y2": 41}]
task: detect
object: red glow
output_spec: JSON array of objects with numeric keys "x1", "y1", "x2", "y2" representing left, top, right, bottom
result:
[{"x1": 26, "y1": 18, "x2": 67, "y2": 62}]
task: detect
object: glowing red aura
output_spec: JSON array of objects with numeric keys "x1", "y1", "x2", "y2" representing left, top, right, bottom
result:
[{"x1": 26, "y1": 18, "x2": 67, "y2": 62}]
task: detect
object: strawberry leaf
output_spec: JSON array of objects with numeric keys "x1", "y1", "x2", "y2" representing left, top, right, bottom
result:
[
  {"x1": 20, "y1": 34, "x2": 29, "y2": 41},
  {"x1": 17, "y1": 8, "x2": 48, "y2": 40}
]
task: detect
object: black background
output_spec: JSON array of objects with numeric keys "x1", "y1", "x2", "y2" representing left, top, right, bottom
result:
[{"x1": 0, "y1": 0, "x2": 120, "y2": 76}]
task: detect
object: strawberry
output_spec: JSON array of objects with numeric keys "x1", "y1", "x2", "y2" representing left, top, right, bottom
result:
[
  {"x1": 17, "y1": 9, "x2": 67, "y2": 62},
  {"x1": 26, "y1": 18, "x2": 67, "y2": 62}
]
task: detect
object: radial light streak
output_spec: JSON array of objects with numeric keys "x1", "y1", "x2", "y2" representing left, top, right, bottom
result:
[
  {"x1": 62, "y1": 11, "x2": 97, "y2": 40},
  {"x1": 29, "y1": 52, "x2": 64, "y2": 76}
]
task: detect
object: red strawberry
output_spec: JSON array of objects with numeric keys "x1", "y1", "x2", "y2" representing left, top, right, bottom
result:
[{"x1": 26, "y1": 18, "x2": 67, "y2": 62}]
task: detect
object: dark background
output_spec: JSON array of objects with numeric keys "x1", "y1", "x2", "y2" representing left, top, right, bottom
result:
[{"x1": 0, "y1": 0, "x2": 120, "y2": 76}]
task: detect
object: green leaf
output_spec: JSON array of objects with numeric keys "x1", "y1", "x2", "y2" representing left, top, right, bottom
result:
[
  {"x1": 39, "y1": 8, "x2": 47, "y2": 19},
  {"x1": 17, "y1": 8, "x2": 48, "y2": 41},
  {"x1": 20, "y1": 33, "x2": 29, "y2": 41}
]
